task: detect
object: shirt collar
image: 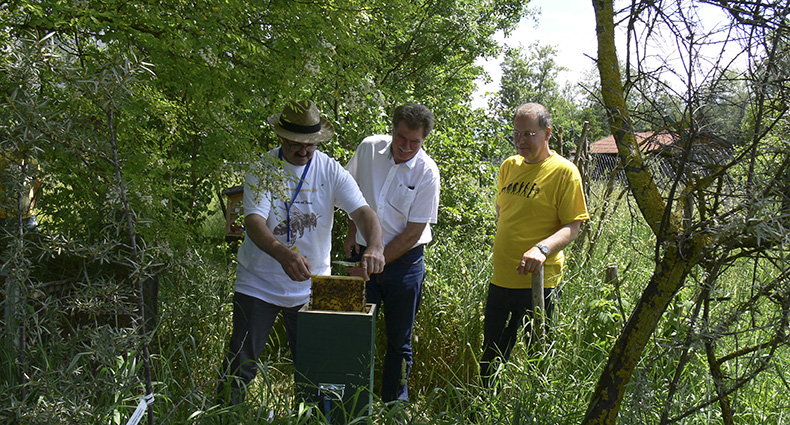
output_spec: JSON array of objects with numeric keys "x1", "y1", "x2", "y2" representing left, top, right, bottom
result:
[
  {"x1": 381, "y1": 137, "x2": 419, "y2": 169},
  {"x1": 378, "y1": 139, "x2": 391, "y2": 157}
]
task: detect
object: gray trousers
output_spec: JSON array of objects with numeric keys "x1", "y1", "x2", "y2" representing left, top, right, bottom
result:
[{"x1": 216, "y1": 292, "x2": 302, "y2": 405}]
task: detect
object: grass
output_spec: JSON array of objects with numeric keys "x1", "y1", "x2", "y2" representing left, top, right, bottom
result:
[{"x1": 2, "y1": 180, "x2": 789, "y2": 424}]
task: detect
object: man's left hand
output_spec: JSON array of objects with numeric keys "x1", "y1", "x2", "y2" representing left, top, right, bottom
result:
[{"x1": 517, "y1": 246, "x2": 546, "y2": 275}]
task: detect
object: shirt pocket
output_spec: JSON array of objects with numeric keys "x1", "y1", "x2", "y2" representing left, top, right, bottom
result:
[{"x1": 386, "y1": 183, "x2": 417, "y2": 216}]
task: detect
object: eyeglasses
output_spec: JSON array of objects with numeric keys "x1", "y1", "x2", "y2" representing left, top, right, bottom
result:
[
  {"x1": 282, "y1": 138, "x2": 318, "y2": 152},
  {"x1": 512, "y1": 130, "x2": 539, "y2": 139}
]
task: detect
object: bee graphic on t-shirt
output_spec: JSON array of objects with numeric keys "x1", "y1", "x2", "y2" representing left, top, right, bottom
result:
[{"x1": 274, "y1": 205, "x2": 318, "y2": 240}]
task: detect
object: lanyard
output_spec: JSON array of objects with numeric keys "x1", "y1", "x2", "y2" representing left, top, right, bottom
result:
[{"x1": 279, "y1": 148, "x2": 312, "y2": 243}]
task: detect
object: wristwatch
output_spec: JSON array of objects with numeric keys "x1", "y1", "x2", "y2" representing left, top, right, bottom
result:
[{"x1": 534, "y1": 243, "x2": 550, "y2": 256}]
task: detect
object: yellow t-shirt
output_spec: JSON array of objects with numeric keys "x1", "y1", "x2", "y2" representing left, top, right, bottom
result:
[{"x1": 492, "y1": 152, "x2": 589, "y2": 289}]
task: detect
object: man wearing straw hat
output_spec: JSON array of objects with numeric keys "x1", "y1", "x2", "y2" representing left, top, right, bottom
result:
[{"x1": 217, "y1": 100, "x2": 386, "y2": 406}]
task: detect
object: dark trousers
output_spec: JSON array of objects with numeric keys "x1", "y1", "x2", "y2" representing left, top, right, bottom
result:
[
  {"x1": 217, "y1": 292, "x2": 302, "y2": 405},
  {"x1": 479, "y1": 283, "x2": 556, "y2": 387},
  {"x1": 365, "y1": 245, "x2": 425, "y2": 403}
]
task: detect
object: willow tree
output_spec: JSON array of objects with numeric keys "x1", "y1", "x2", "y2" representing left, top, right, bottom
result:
[
  {"x1": 1, "y1": 0, "x2": 527, "y2": 422},
  {"x1": 585, "y1": 0, "x2": 790, "y2": 424}
]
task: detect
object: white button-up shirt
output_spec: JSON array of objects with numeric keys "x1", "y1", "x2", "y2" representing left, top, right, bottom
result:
[{"x1": 346, "y1": 135, "x2": 440, "y2": 247}]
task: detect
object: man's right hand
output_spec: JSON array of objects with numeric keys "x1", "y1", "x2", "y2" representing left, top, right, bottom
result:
[{"x1": 277, "y1": 246, "x2": 312, "y2": 281}]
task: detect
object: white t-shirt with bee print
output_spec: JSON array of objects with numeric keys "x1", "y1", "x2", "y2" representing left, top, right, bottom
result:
[{"x1": 235, "y1": 148, "x2": 368, "y2": 307}]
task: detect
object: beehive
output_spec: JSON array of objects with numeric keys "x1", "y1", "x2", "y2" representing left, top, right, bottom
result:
[
  {"x1": 309, "y1": 275, "x2": 366, "y2": 312},
  {"x1": 295, "y1": 303, "x2": 376, "y2": 423}
]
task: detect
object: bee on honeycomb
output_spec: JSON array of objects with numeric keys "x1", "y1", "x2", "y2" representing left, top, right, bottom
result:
[{"x1": 309, "y1": 275, "x2": 366, "y2": 312}]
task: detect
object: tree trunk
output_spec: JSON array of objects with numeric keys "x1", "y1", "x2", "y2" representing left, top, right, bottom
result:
[
  {"x1": 583, "y1": 243, "x2": 703, "y2": 424},
  {"x1": 582, "y1": 0, "x2": 711, "y2": 423}
]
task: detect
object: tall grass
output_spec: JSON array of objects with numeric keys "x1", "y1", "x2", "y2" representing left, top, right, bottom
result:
[
  {"x1": 3, "y1": 180, "x2": 788, "y2": 424},
  {"x1": 137, "y1": 181, "x2": 790, "y2": 424}
]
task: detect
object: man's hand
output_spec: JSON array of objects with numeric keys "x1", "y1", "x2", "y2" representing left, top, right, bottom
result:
[
  {"x1": 347, "y1": 245, "x2": 385, "y2": 281},
  {"x1": 344, "y1": 219, "x2": 359, "y2": 258},
  {"x1": 347, "y1": 205, "x2": 386, "y2": 280},
  {"x1": 276, "y1": 247, "x2": 313, "y2": 281},
  {"x1": 517, "y1": 246, "x2": 546, "y2": 275},
  {"x1": 245, "y1": 213, "x2": 312, "y2": 281},
  {"x1": 516, "y1": 221, "x2": 583, "y2": 275},
  {"x1": 361, "y1": 245, "x2": 385, "y2": 276},
  {"x1": 344, "y1": 237, "x2": 360, "y2": 259}
]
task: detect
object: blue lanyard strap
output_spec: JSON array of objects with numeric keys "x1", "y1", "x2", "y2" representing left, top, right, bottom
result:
[{"x1": 278, "y1": 147, "x2": 312, "y2": 243}]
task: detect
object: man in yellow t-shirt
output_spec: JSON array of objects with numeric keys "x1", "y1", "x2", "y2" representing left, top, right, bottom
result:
[{"x1": 480, "y1": 103, "x2": 589, "y2": 387}]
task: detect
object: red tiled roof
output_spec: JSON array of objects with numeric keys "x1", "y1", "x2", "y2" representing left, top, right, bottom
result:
[{"x1": 590, "y1": 132, "x2": 676, "y2": 154}]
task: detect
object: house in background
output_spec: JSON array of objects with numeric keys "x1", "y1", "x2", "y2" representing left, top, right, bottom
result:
[{"x1": 582, "y1": 131, "x2": 733, "y2": 183}]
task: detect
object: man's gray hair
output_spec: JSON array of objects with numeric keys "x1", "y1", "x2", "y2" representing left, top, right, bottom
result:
[
  {"x1": 514, "y1": 103, "x2": 552, "y2": 129},
  {"x1": 393, "y1": 103, "x2": 434, "y2": 137}
]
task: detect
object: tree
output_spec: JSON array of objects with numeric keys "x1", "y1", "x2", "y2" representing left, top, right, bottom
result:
[
  {"x1": 584, "y1": 0, "x2": 790, "y2": 424},
  {"x1": 496, "y1": 43, "x2": 565, "y2": 113},
  {"x1": 1, "y1": 0, "x2": 528, "y2": 422}
]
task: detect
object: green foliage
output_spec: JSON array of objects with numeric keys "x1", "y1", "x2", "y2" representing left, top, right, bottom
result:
[
  {"x1": 429, "y1": 104, "x2": 506, "y2": 242},
  {"x1": 496, "y1": 43, "x2": 566, "y2": 114},
  {"x1": 3, "y1": 0, "x2": 789, "y2": 424},
  {"x1": 1, "y1": 0, "x2": 530, "y2": 423}
]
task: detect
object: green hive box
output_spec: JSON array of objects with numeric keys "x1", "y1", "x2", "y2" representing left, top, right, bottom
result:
[{"x1": 295, "y1": 303, "x2": 376, "y2": 424}]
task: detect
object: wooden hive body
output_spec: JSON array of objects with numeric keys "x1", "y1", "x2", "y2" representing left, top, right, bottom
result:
[{"x1": 295, "y1": 304, "x2": 376, "y2": 423}]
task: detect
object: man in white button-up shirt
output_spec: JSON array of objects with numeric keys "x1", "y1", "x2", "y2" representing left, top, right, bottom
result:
[{"x1": 345, "y1": 103, "x2": 440, "y2": 407}]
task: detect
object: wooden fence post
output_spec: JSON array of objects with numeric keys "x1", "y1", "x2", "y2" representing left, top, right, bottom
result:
[
  {"x1": 605, "y1": 264, "x2": 629, "y2": 321},
  {"x1": 532, "y1": 265, "x2": 545, "y2": 348},
  {"x1": 605, "y1": 264, "x2": 619, "y2": 287}
]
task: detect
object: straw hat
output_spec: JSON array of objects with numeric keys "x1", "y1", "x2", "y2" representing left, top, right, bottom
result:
[{"x1": 267, "y1": 100, "x2": 334, "y2": 144}]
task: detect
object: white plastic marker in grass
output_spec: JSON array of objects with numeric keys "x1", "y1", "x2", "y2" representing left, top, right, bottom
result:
[{"x1": 125, "y1": 393, "x2": 154, "y2": 425}]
